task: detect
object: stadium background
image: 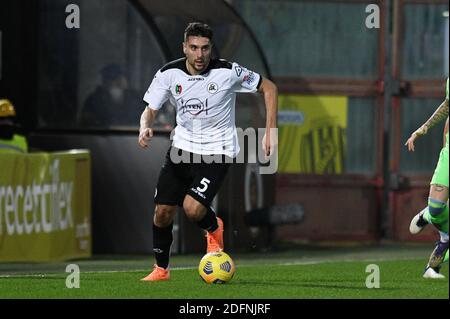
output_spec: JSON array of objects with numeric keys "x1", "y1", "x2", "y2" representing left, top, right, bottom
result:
[{"x1": 0, "y1": 0, "x2": 448, "y2": 262}]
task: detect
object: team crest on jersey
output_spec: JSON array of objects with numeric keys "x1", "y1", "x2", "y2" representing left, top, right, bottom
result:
[
  {"x1": 207, "y1": 82, "x2": 219, "y2": 94},
  {"x1": 175, "y1": 84, "x2": 183, "y2": 95},
  {"x1": 182, "y1": 98, "x2": 208, "y2": 116}
]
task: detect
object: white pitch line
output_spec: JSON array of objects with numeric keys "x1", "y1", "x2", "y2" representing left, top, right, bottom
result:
[
  {"x1": 0, "y1": 267, "x2": 193, "y2": 278},
  {"x1": 0, "y1": 256, "x2": 422, "y2": 278}
]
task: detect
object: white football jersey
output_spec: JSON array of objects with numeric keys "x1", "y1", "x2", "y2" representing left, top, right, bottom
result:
[{"x1": 143, "y1": 58, "x2": 262, "y2": 158}]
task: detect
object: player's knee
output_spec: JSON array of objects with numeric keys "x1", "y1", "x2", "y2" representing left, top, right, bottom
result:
[
  {"x1": 154, "y1": 205, "x2": 176, "y2": 227},
  {"x1": 183, "y1": 198, "x2": 205, "y2": 221},
  {"x1": 429, "y1": 185, "x2": 449, "y2": 201}
]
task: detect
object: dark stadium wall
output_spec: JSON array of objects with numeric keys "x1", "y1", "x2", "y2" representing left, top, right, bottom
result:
[{"x1": 0, "y1": 0, "x2": 39, "y2": 132}]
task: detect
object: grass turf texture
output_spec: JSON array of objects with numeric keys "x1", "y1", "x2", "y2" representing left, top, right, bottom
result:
[{"x1": 0, "y1": 244, "x2": 448, "y2": 299}]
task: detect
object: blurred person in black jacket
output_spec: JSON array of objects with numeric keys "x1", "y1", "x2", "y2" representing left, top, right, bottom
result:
[{"x1": 81, "y1": 64, "x2": 142, "y2": 127}]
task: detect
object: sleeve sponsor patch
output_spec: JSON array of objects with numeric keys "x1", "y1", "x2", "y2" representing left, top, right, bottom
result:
[{"x1": 243, "y1": 71, "x2": 257, "y2": 86}]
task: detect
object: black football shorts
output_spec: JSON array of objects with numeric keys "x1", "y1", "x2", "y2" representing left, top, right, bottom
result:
[{"x1": 154, "y1": 147, "x2": 231, "y2": 208}]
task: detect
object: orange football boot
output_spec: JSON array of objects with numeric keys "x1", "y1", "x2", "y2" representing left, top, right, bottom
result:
[
  {"x1": 206, "y1": 217, "x2": 224, "y2": 253},
  {"x1": 141, "y1": 264, "x2": 170, "y2": 281}
]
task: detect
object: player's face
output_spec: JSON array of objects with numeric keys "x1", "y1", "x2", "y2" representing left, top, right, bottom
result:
[{"x1": 183, "y1": 36, "x2": 212, "y2": 75}]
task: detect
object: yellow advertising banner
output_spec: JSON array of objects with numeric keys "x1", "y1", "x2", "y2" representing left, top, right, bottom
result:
[
  {"x1": 0, "y1": 150, "x2": 91, "y2": 262},
  {"x1": 278, "y1": 95, "x2": 348, "y2": 174}
]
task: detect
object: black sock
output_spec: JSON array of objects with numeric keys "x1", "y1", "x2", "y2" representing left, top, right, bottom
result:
[
  {"x1": 153, "y1": 223, "x2": 173, "y2": 269},
  {"x1": 196, "y1": 207, "x2": 218, "y2": 233}
]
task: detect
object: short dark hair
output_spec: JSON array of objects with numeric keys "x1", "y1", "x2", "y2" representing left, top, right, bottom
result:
[{"x1": 184, "y1": 22, "x2": 213, "y2": 42}]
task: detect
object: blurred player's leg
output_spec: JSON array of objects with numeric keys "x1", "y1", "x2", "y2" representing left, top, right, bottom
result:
[
  {"x1": 423, "y1": 266, "x2": 445, "y2": 279},
  {"x1": 411, "y1": 204, "x2": 449, "y2": 234},
  {"x1": 425, "y1": 121, "x2": 449, "y2": 230},
  {"x1": 438, "y1": 205, "x2": 449, "y2": 234},
  {"x1": 426, "y1": 135, "x2": 449, "y2": 229},
  {"x1": 426, "y1": 196, "x2": 448, "y2": 232},
  {"x1": 423, "y1": 240, "x2": 448, "y2": 279},
  {"x1": 412, "y1": 204, "x2": 448, "y2": 279},
  {"x1": 428, "y1": 241, "x2": 448, "y2": 268},
  {"x1": 410, "y1": 138, "x2": 448, "y2": 235},
  {"x1": 438, "y1": 231, "x2": 449, "y2": 266},
  {"x1": 423, "y1": 231, "x2": 448, "y2": 279}
]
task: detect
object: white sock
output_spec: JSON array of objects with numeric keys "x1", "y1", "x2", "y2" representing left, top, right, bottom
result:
[{"x1": 439, "y1": 231, "x2": 449, "y2": 243}]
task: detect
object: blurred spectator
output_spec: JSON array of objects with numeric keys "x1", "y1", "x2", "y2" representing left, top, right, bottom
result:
[
  {"x1": 0, "y1": 99, "x2": 28, "y2": 153},
  {"x1": 81, "y1": 64, "x2": 142, "y2": 127}
]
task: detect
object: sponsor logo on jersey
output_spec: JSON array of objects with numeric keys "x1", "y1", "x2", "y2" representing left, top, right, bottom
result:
[
  {"x1": 182, "y1": 98, "x2": 208, "y2": 115},
  {"x1": 207, "y1": 82, "x2": 219, "y2": 94},
  {"x1": 175, "y1": 84, "x2": 182, "y2": 95},
  {"x1": 188, "y1": 77, "x2": 205, "y2": 81}
]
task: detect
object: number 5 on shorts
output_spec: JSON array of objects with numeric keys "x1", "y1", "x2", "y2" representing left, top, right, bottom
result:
[{"x1": 197, "y1": 178, "x2": 211, "y2": 193}]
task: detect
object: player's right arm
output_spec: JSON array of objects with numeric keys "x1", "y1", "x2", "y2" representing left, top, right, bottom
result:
[
  {"x1": 138, "y1": 107, "x2": 158, "y2": 148},
  {"x1": 138, "y1": 69, "x2": 171, "y2": 149}
]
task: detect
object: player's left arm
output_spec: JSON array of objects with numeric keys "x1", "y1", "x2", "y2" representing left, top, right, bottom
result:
[
  {"x1": 421, "y1": 99, "x2": 449, "y2": 132},
  {"x1": 405, "y1": 98, "x2": 449, "y2": 152},
  {"x1": 258, "y1": 77, "x2": 278, "y2": 157}
]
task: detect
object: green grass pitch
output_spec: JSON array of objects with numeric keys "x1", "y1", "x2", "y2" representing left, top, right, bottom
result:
[{"x1": 0, "y1": 244, "x2": 448, "y2": 299}]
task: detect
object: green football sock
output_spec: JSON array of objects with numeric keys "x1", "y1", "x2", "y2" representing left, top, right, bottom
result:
[
  {"x1": 424, "y1": 199, "x2": 448, "y2": 233},
  {"x1": 443, "y1": 205, "x2": 449, "y2": 234}
]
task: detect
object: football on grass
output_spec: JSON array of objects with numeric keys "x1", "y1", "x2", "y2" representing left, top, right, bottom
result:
[{"x1": 198, "y1": 251, "x2": 235, "y2": 284}]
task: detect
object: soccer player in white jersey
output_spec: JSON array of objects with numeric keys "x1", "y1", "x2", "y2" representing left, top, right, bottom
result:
[{"x1": 138, "y1": 22, "x2": 278, "y2": 281}]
